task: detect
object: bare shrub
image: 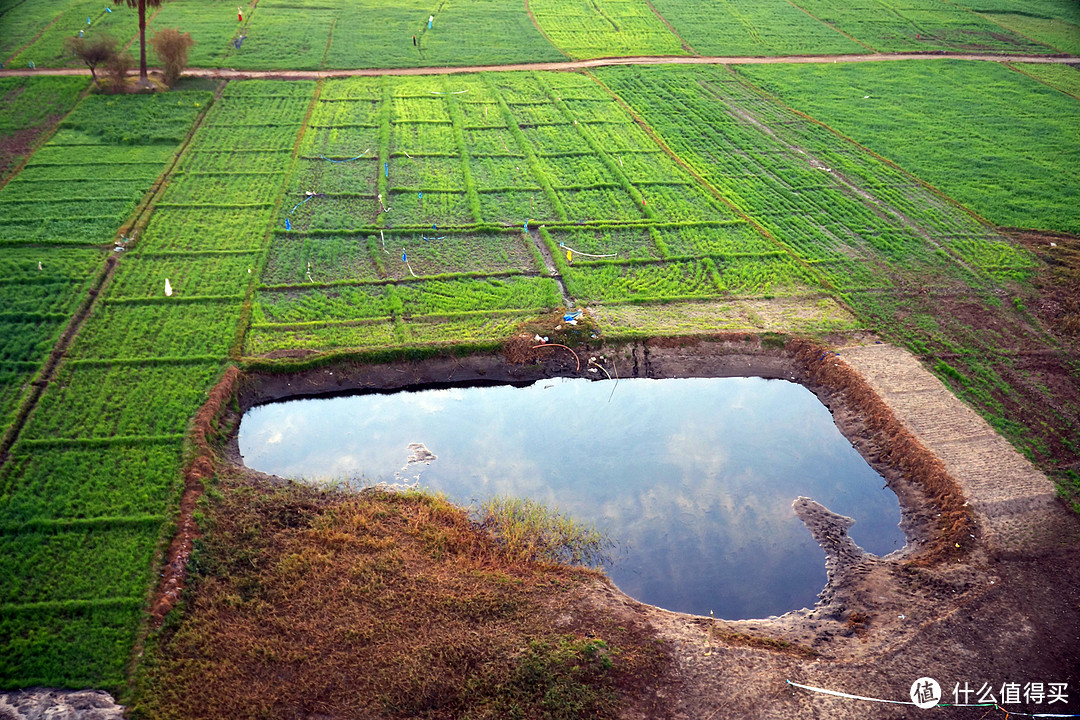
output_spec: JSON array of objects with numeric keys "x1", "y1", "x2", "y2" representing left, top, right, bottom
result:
[
  {"x1": 64, "y1": 34, "x2": 118, "y2": 85},
  {"x1": 106, "y1": 51, "x2": 134, "y2": 93},
  {"x1": 149, "y1": 28, "x2": 195, "y2": 87}
]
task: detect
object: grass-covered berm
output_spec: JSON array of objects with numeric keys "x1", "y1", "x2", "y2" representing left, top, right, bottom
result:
[{"x1": 130, "y1": 474, "x2": 673, "y2": 720}]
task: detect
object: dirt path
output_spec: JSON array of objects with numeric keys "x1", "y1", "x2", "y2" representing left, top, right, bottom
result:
[{"x1": 1, "y1": 51, "x2": 1076, "y2": 79}]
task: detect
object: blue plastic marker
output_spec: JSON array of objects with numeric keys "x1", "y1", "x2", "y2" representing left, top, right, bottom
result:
[
  {"x1": 384, "y1": 162, "x2": 388, "y2": 178},
  {"x1": 432, "y1": 224, "x2": 437, "y2": 230},
  {"x1": 524, "y1": 220, "x2": 528, "y2": 232},
  {"x1": 87, "y1": 16, "x2": 91, "y2": 24},
  {"x1": 285, "y1": 218, "x2": 291, "y2": 230},
  {"x1": 401, "y1": 251, "x2": 407, "y2": 263},
  {"x1": 106, "y1": 6, "x2": 111, "y2": 11},
  {"x1": 418, "y1": 191, "x2": 422, "y2": 199}
]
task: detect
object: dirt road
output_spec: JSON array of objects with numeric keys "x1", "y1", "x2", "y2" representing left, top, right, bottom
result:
[{"x1": 1, "y1": 51, "x2": 1077, "y2": 79}]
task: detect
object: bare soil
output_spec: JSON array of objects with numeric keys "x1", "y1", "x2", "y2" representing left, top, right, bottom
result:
[{"x1": 134, "y1": 332, "x2": 1080, "y2": 719}]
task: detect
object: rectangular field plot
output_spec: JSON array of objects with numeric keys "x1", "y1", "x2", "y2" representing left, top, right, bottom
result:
[
  {"x1": 69, "y1": 302, "x2": 241, "y2": 360},
  {"x1": 5, "y1": 0, "x2": 140, "y2": 68},
  {"x1": 0, "y1": 217, "x2": 122, "y2": 246},
  {"x1": 559, "y1": 188, "x2": 645, "y2": 223},
  {"x1": 178, "y1": 150, "x2": 293, "y2": 175},
  {"x1": 563, "y1": 260, "x2": 721, "y2": 303},
  {"x1": 505, "y1": 103, "x2": 567, "y2": 127},
  {"x1": 522, "y1": 126, "x2": 588, "y2": 155},
  {"x1": 145, "y1": 0, "x2": 244, "y2": 67},
  {"x1": 253, "y1": 286, "x2": 396, "y2": 324},
  {"x1": 458, "y1": 102, "x2": 508, "y2": 129},
  {"x1": 391, "y1": 97, "x2": 451, "y2": 124},
  {"x1": 656, "y1": 223, "x2": 774, "y2": 257},
  {"x1": 553, "y1": 227, "x2": 661, "y2": 262},
  {"x1": 538, "y1": 155, "x2": 616, "y2": 189},
  {"x1": 716, "y1": 255, "x2": 816, "y2": 296},
  {"x1": 0, "y1": 444, "x2": 182, "y2": 523},
  {"x1": 107, "y1": 249, "x2": 256, "y2": 301},
  {"x1": 192, "y1": 123, "x2": 302, "y2": 152},
  {"x1": 222, "y1": 80, "x2": 317, "y2": 99},
  {"x1": 0, "y1": 524, "x2": 162, "y2": 604},
  {"x1": 642, "y1": 184, "x2": 735, "y2": 223},
  {"x1": 319, "y1": 78, "x2": 383, "y2": 101},
  {"x1": 0, "y1": 247, "x2": 102, "y2": 283},
  {"x1": 462, "y1": 128, "x2": 522, "y2": 156},
  {"x1": 528, "y1": 0, "x2": 687, "y2": 59},
  {"x1": 389, "y1": 156, "x2": 467, "y2": 192},
  {"x1": 0, "y1": 319, "x2": 62, "y2": 365},
  {"x1": 246, "y1": 320, "x2": 397, "y2": 355},
  {"x1": 387, "y1": 191, "x2": 476, "y2": 226},
  {"x1": 231, "y1": 9, "x2": 335, "y2": 70},
  {"x1": 282, "y1": 194, "x2": 379, "y2": 232},
  {"x1": 290, "y1": 158, "x2": 378, "y2": 196},
  {"x1": 23, "y1": 360, "x2": 224, "y2": 440},
  {"x1": 386, "y1": 232, "x2": 541, "y2": 278},
  {"x1": 647, "y1": 0, "x2": 864, "y2": 56},
  {"x1": 0, "y1": 601, "x2": 143, "y2": 689},
  {"x1": 399, "y1": 312, "x2": 539, "y2": 345},
  {"x1": 140, "y1": 208, "x2": 270, "y2": 252},
  {"x1": 309, "y1": 100, "x2": 381, "y2": 128},
  {"x1": 391, "y1": 123, "x2": 458, "y2": 157},
  {"x1": 590, "y1": 296, "x2": 857, "y2": 336},
  {"x1": 396, "y1": 277, "x2": 561, "y2": 316},
  {"x1": 0, "y1": 280, "x2": 90, "y2": 317},
  {"x1": 470, "y1": 156, "x2": 541, "y2": 190},
  {"x1": 477, "y1": 191, "x2": 559, "y2": 224},
  {"x1": 207, "y1": 95, "x2": 313, "y2": 127},
  {"x1": 160, "y1": 172, "x2": 284, "y2": 207},
  {"x1": 262, "y1": 234, "x2": 382, "y2": 285}
]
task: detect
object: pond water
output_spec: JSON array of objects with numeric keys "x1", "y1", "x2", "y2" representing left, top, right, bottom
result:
[{"x1": 239, "y1": 376, "x2": 905, "y2": 619}]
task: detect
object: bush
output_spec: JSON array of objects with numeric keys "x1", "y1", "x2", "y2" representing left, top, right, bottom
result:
[
  {"x1": 106, "y1": 51, "x2": 133, "y2": 94},
  {"x1": 149, "y1": 28, "x2": 195, "y2": 87}
]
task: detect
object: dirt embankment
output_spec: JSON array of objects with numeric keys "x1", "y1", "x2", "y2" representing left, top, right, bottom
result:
[{"x1": 143, "y1": 332, "x2": 1079, "y2": 719}]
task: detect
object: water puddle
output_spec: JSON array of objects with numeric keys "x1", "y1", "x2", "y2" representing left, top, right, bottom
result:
[{"x1": 238, "y1": 376, "x2": 904, "y2": 619}]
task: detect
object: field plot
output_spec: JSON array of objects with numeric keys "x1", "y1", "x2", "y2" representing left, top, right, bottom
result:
[
  {"x1": 598, "y1": 62, "x2": 1077, "y2": 478},
  {"x1": 735, "y1": 60, "x2": 1080, "y2": 235},
  {"x1": 0, "y1": 79, "x2": 312, "y2": 687},
  {"x1": 784, "y1": 0, "x2": 1056, "y2": 53},
  {"x1": 3, "y1": 0, "x2": 140, "y2": 68},
  {"x1": 951, "y1": 0, "x2": 1080, "y2": 53},
  {"x1": 1011, "y1": 62, "x2": 1080, "y2": 99},
  {"x1": 528, "y1": 0, "x2": 688, "y2": 59},
  {"x1": 0, "y1": 76, "x2": 87, "y2": 182},
  {"x1": 249, "y1": 71, "x2": 841, "y2": 358},
  {"x1": 646, "y1": 0, "x2": 864, "y2": 56}
]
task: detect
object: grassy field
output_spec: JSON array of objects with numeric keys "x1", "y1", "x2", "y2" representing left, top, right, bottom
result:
[
  {"x1": 734, "y1": 60, "x2": 1080, "y2": 235},
  {"x1": 0, "y1": 0, "x2": 1078, "y2": 703}
]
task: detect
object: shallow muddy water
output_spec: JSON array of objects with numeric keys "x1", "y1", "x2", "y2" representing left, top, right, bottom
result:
[{"x1": 239, "y1": 376, "x2": 904, "y2": 619}]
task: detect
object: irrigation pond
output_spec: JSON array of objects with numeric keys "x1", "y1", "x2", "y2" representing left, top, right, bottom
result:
[{"x1": 239, "y1": 376, "x2": 905, "y2": 619}]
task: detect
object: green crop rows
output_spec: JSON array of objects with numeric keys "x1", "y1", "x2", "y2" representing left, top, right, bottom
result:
[
  {"x1": 0, "y1": 79, "x2": 314, "y2": 687},
  {"x1": 735, "y1": 60, "x2": 1080, "y2": 235}
]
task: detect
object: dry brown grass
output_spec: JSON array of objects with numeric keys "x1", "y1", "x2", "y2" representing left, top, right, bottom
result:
[{"x1": 131, "y1": 475, "x2": 672, "y2": 720}]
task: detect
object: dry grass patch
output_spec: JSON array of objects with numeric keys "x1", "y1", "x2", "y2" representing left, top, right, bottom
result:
[{"x1": 131, "y1": 475, "x2": 671, "y2": 719}]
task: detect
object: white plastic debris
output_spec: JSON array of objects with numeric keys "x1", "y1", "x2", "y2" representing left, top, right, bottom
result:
[{"x1": 164, "y1": 278, "x2": 173, "y2": 297}]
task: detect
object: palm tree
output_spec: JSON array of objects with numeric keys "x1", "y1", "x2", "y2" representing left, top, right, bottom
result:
[{"x1": 114, "y1": 0, "x2": 163, "y2": 87}]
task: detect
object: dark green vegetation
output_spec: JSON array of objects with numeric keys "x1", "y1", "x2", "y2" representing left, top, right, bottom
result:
[
  {"x1": 0, "y1": 75, "x2": 87, "y2": 182},
  {"x1": 736, "y1": 60, "x2": 1080, "y2": 234},
  {"x1": 131, "y1": 479, "x2": 668, "y2": 720}
]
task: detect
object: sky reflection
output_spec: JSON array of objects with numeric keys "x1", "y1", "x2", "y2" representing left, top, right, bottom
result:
[{"x1": 239, "y1": 376, "x2": 904, "y2": 619}]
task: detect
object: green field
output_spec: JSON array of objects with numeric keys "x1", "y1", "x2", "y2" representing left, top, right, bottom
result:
[
  {"x1": 734, "y1": 60, "x2": 1080, "y2": 234},
  {"x1": 0, "y1": 0, "x2": 1078, "y2": 700}
]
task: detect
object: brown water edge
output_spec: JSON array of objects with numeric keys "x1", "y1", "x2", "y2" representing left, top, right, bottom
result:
[{"x1": 144, "y1": 332, "x2": 1080, "y2": 718}]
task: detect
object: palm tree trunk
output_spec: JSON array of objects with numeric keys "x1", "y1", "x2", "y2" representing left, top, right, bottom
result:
[{"x1": 138, "y1": 0, "x2": 149, "y2": 85}]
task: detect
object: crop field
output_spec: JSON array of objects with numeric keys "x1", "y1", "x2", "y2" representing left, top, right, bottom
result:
[
  {"x1": 950, "y1": 0, "x2": 1080, "y2": 54},
  {"x1": 735, "y1": 60, "x2": 1080, "y2": 234},
  {"x1": 0, "y1": 76, "x2": 87, "y2": 182},
  {"x1": 597, "y1": 61, "x2": 1078, "y2": 472},
  {"x1": 528, "y1": 0, "x2": 688, "y2": 59},
  {"x1": 0, "y1": 79, "x2": 313, "y2": 686}
]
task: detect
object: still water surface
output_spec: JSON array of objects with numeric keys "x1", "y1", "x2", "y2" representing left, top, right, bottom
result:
[{"x1": 239, "y1": 376, "x2": 904, "y2": 619}]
